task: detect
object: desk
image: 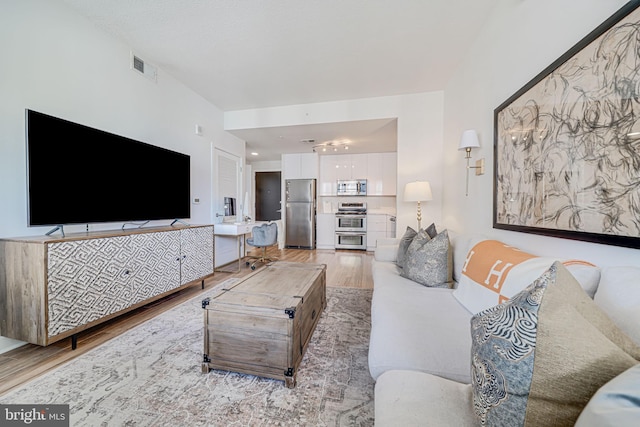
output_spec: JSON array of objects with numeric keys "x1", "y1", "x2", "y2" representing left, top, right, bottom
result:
[{"x1": 214, "y1": 222, "x2": 265, "y2": 272}]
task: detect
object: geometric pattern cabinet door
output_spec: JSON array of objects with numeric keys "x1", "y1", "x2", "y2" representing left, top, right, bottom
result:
[
  {"x1": 128, "y1": 230, "x2": 181, "y2": 305},
  {"x1": 180, "y1": 226, "x2": 214, "y2": 284},
  {"x1": 47, "y1": 236, "x2": 133, "y2": 338}
]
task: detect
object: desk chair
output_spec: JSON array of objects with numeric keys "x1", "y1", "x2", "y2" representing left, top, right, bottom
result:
[{"x1": 245, "y1": 222, "x2": 278, "y2": 270}]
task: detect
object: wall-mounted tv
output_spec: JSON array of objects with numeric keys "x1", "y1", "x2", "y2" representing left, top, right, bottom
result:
[{"x1": 26, "y1": 109, "x2": 190, "y2": 227}]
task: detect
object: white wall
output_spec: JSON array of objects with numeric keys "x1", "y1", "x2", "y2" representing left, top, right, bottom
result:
[
  {"x1": 442, "y1": 0, "x2": 638, "y2": 266},
  {"x1": 225, "y1": 92, "x2": 444, "y2": 233},
  {"x1": 0, "y1": 0, "x2": 243, "y2": 352}
]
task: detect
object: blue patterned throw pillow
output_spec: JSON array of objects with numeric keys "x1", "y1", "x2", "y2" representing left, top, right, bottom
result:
[{"x1": 471, "y1": 267, "x2": 545, "y2": 426}]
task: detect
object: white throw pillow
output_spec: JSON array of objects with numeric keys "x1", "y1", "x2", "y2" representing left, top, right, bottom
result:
[
  {"x1": 594, "y1": 266, "x2": 640, "y2": 346},
  {"x1": 453, "y1": 240, "x2": 600, "y2": 314},
  {"x1": 575, "y1": 364, "x2": 640, "y2": 427}
]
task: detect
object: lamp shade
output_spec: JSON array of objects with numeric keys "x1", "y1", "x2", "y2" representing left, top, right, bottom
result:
[
  {"x1": 459, "y1": 129, "x2": 480, "y2": 150},
  {"x1": 404, "y1": 181, "x2": 433, "y2": 202}
]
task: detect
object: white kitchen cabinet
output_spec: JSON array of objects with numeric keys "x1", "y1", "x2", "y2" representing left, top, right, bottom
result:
[
  {"x1": 367, "y1": 152, "x2": 397, "y2": 195},
  {"x1": 366, "y1": 214, "x2": 387, "y2": 251},
  {"x1": 282, "y1": 153, "x2": 318, "y2": 179},
  {"x1": 335, "y1": 155, "x2": 352, "y2": 181},
  {"x1": 316, "y1": 213, "x2": 335, "y2": 249},
  {"x1": 319, "y1": 155, "x2": 339, "y2": 196},
  {"x1": 350, "y1": 154, "x2": 368, "y2": 180},
  {"x1": 320, "y1": 154, "x2": 369, "y2": 194},
  {"x1": 300, "y1": 153, "x2": 319, "y2": 178},
  {"x1": 335, "y1": 154, "x2": 368, "y2": 181},
  {"x1": 387, "y1": 214, "x2": 397, "y2": 239}
]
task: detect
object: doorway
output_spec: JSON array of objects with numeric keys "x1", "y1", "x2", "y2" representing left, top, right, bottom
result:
[
  {"x1": 255, "y1": 172, "x2": 281, "y2": 221},
  {"x1": 213, "y1": 148, "x2": 241, "y2": 220}
]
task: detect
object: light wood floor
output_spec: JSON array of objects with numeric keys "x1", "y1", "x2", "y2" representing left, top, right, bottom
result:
[{"x1": 0, "y1": 247, "x2": 373, "y2": 396}]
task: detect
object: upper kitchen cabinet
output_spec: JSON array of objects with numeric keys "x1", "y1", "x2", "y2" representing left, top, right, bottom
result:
[
  {"x1": 319, "y1": 154, "x2": 366, "y2": 196},
  {"x1": 367, "y1": 152, "x2": 397, "y2": 196},
  {"x1": 282, "y1": 153, "x2": 319, "y2": 180},
  {"x1": 319, "y1": 155, "x2": 339, "y2": 196},
  {"x1": 335, "y1": 154, "x2": 368, "y2": 181},
  {"x1": 319, "y1": 153, "x2": 396, "y2": 196}
]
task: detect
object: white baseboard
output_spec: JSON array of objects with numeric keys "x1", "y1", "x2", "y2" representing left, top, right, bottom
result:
[{"x1": 0, "y1": 336, "x2": 26, "y2": 355}]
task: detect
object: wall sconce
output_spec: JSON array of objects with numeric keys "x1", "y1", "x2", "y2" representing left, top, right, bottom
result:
[
  {"x1": 403, "y1": 181, "x2": 433, "y2": 230},
  {"x1": 458, "y1": 129, "x2": 485, "y2": 196}
]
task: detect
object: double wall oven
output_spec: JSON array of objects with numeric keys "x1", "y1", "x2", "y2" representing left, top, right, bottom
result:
[{"x1": 335, "y1": 202, "x2": 367, "y2": 250}]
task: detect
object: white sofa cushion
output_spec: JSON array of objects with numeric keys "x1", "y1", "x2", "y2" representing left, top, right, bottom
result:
[
  {"x1": 374, "y1": 242, "x2": 399, "y2": 262},
  {"x1": 594, "y1": 266, "x2": 640, "y2": 346},
  {"x1": 575, "y1": 364, "x2": 640, "y2": 427},
  {"x1": 374, "y1": 370, "x2": 475, "y2": 427},
  {"x1": 567, "y1": 261, "x2": 602, "y2": 298},
  {"x1": 369, "y1": 260, "x2": 472, "y2": 383}
]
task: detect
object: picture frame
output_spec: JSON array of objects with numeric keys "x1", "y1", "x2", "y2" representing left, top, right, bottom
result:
[{"x1": 493, "y1": 1, "x2": 640, "y2": 249}]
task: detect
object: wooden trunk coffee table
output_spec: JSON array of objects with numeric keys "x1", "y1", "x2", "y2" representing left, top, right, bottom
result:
[{"x1": 201, "y1": 262, "x2": 326, "y2": 388}]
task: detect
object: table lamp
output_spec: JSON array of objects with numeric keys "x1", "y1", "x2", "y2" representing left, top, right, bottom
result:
[{"x1": 403, "y1": 181, "x2": 433, "y2": 230}]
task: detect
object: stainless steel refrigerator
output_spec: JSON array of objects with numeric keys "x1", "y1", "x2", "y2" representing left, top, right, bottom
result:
[{"x1": 285, "y1": 179, "x2": 316, "y2": 249}]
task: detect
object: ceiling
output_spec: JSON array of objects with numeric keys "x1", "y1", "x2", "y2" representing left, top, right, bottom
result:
[
  {"x1": 61, "y1": 0, "x2": 501, "y2": 161},
  {"x1": 235, "y1": 118, "x2": 398, "y2": 161}
]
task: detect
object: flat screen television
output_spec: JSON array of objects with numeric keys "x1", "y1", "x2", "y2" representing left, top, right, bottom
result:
[{"x1": 26, "y1": 109, "x2": 191, "y2": 227}]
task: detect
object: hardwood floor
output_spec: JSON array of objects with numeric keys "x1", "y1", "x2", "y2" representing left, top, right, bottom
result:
[{"x1": 0, "y1": 247, "x2": 373, "y2": 396}]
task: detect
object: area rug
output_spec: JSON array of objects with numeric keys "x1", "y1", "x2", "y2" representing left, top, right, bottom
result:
[{"x1": 0, "y1": 280, "x2": 375, "y2": 426}]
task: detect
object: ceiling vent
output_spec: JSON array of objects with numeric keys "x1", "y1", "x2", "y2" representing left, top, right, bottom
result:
[
  {"x1": 299, "y1": 139, "x2": 316, "y2": 144},
  {"x1": 130, "y1": 51, "x2": 157, "y2": 83}
]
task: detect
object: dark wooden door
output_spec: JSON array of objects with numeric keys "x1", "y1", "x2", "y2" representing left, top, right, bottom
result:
[{"x1": 256, "y1": 172, "x2": 282, "y2": 221}]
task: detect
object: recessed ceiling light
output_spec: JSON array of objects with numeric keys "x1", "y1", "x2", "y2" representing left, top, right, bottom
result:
[{"x1": 251, "y1": 152, "x2": 259, "y2": 156}]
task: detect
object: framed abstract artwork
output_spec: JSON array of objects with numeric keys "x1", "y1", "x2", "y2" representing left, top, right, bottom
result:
[{"x1": 494, "y1": 1, "x2": 640, "y2": 249}]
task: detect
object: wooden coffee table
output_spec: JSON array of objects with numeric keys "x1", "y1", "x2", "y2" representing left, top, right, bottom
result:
[{"x1": 201, "y1": 262, "x2": 326, "y2": 388}]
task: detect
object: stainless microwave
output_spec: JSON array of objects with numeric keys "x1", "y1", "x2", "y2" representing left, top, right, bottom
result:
[{"x1": 336, "y1": 179, "x2": 367, "y2": 196}]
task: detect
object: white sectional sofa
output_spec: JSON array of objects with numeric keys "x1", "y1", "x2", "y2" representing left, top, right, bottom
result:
[{"x1": 369, "y1": 231, "x2": 640, "y2": 426}]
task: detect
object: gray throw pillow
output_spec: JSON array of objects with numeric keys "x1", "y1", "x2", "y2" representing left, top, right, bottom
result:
[
  {"x1": 425, "y1": 222, "x2": 438, "y2": 239},
  {"x1": 396, "y1": 226, "x2": 417, "y2": 269},
  {"x1": 400, "y1": 229, "x2": 452, "y2": 288}
]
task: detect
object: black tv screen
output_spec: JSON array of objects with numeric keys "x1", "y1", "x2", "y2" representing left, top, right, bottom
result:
[{"x1": 26, "y1": 109, "x2": 190, "y2": 226}]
